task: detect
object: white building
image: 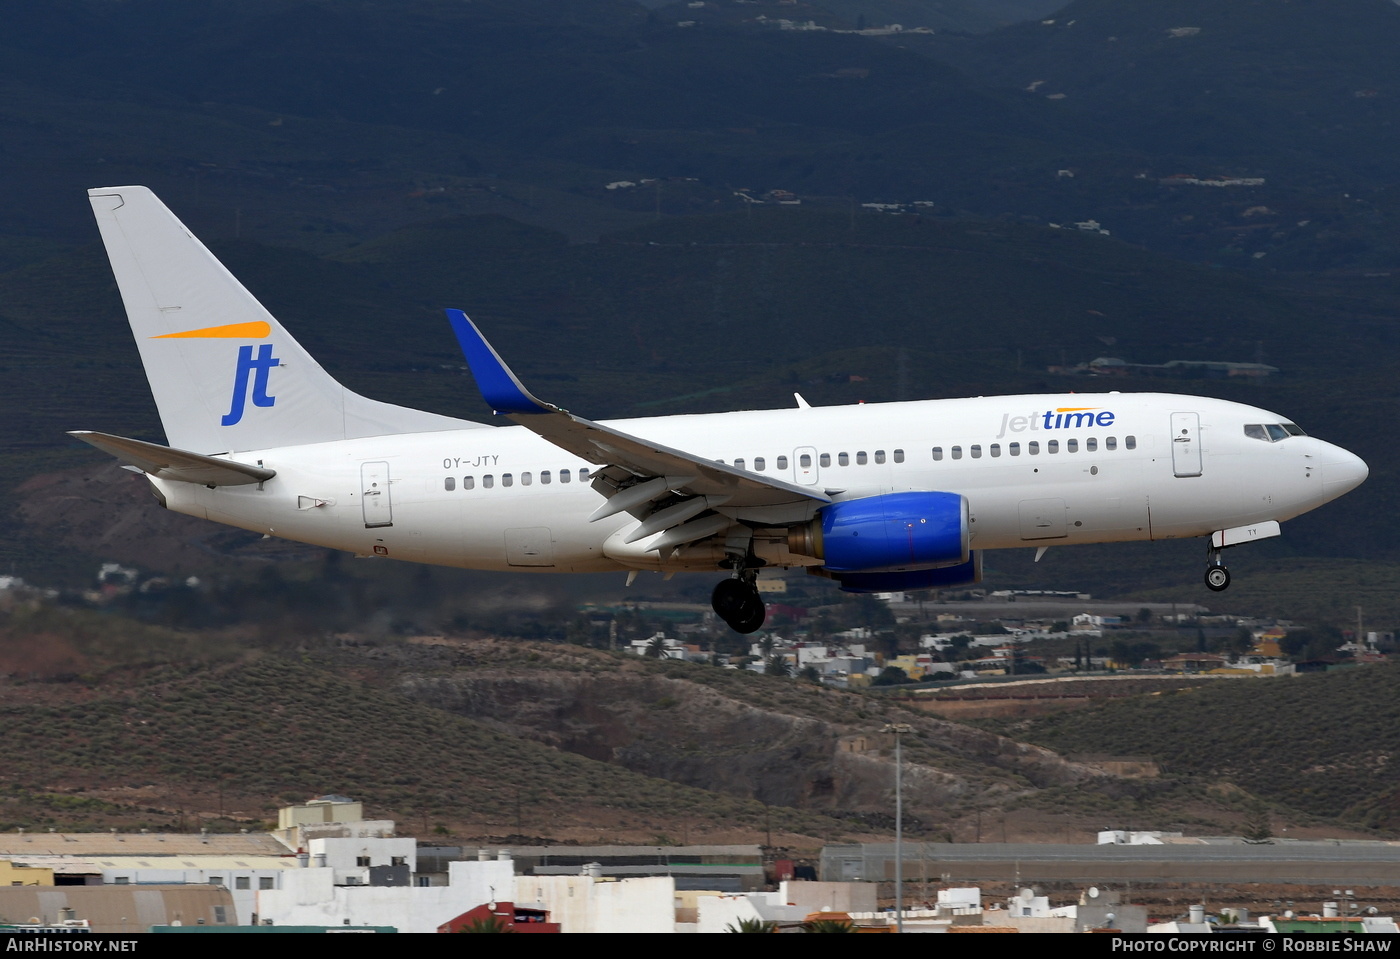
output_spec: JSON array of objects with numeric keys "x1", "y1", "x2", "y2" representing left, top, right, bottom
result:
[
  {"x1": 83, "y1": 856, "x2": 298, "y2": 926},
  {"x1": 694, "y1": 881, "x2": 876, "y2": 933},
  {"x1": 256, "y1": 856, "x2": 517, "y2": 932},
  {"x1": 308, "y1": 835, "x2": 416, "y2": 885}
]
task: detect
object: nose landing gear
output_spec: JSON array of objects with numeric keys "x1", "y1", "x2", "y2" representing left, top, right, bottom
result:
[
  {"x1": 1204, "y1": 544, "x2": 1230, "y2": 592},
  {"x1": 712, "y1": 572, "x2": 766, "y2": 634}
]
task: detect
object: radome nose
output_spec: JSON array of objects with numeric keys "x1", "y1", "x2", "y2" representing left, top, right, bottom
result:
[{"x1": 1322, "y1": 446, "x2": 1368, "y2": 499}]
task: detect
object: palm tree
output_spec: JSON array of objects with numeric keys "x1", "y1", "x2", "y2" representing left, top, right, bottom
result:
[
  {"x1": 458, "y1": 915, "x2": 512, "y2": 933},
  {"x1": 725, "y1": 918, "x2": 778, "y2": 933}
]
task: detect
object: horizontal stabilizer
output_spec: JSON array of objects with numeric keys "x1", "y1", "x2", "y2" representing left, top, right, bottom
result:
[{"x1": 70, "y1": 431, "x2": 275, "y2": 486}]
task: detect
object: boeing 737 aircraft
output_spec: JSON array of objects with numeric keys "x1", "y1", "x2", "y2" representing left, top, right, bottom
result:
[{"x1": 75, "y1": 187, "x2": 1369, "y2": 633}]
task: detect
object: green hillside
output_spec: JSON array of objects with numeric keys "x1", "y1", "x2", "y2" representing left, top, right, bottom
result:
[
  {"x1": 0, "y1": 617, "x2": 851, "y2": 842},
  {"x1": 3, "y1": 603, "x2": 1366, "y2": 842}
]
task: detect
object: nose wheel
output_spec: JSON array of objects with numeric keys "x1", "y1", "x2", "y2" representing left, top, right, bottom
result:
[
  {"x1": 1204, "y1": 564, "x2": 1231, "y2": 592},
  {"x1": 1204, "y1": 544, "x2": 1230, "y2": 592},
  {"x1": 712, "y1": 573, "x2": 766, "y2": 634}
]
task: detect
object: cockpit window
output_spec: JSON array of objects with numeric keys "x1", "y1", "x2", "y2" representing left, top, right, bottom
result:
[{"x1": 1245, "y1": 423, "x2": 1303, "y2": 442}]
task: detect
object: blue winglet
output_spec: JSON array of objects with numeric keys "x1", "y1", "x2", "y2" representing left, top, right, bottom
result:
[{"x1": 446, "y1": 309, "x2": 551, "y2": 415}]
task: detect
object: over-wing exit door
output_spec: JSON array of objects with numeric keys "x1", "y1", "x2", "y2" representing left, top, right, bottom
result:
[{"x1": 794, "y1": 447, "x2": 819, "y2": 485}]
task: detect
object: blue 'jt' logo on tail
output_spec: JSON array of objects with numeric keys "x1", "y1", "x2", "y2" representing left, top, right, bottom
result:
[{"x1": 222, "y1": 343, "x2": 280, "y2": 426}]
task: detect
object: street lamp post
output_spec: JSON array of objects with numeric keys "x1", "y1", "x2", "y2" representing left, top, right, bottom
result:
[{"x1": 882, "y1": 722, "x2": 913, "y2": 933}]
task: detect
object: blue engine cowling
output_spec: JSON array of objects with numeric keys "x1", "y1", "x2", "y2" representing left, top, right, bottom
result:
[
  {"x1": 814, "y1": 491, "x2": 970, "y2": 573},
  {"x1": 833, "y1": 553, "x2": 983, "y2": 593}
]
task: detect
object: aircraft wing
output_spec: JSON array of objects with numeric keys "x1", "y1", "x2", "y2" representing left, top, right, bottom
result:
[
  {"x1": 447, "y1": 311, "x2": 828, "y2": 547},
  {"x1": 70, "y1": 430, "x2": 276, "y2": 486}
]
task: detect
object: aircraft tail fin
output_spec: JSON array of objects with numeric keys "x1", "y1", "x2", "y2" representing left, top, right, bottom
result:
[{"x1": 88, "y1": 186, "x2": 478, "y2": 453}]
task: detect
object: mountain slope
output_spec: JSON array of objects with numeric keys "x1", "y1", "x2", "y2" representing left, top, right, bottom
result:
[{"x1": 996, "y1": 661, "x2": 1400, "y2": 830}]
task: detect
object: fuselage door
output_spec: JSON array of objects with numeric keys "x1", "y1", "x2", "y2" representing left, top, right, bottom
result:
[
  {"x1": 794, "y1": 447, "x2": 819, "y2": 485},
  {"x1": 1171, "y1": 412, "x2": 1203, "y2": 478},
  {"x1": 361, "y1": 461, "x2": 393, "y2": 528}
]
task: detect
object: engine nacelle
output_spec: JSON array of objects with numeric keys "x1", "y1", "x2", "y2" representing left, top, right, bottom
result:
[
  {"x1": 788, "y1": 491, "x2": 970, "y2": 573},
  {"x1": 832, "y1": 553, "x2": 983, "y2": 594}
]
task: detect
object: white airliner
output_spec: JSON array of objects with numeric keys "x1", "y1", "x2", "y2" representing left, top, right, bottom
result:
[{"x1": 75, "y1": 186, "x2": 1368, "y2": 633}]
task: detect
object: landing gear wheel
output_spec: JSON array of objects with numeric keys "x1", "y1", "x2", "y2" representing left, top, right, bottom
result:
[
  {"x1": 711, "y1": 578, "x2": 752, "y2": 620},
  {"x1": 730, "y1": 597, "x2": 767, "y2": 634},
  {"x1": 1204, "y1": 564, "x2": 1231, "y2": 592},
  {"x1": 711, "y1": 577, "x2": 766, "y2": 633}
]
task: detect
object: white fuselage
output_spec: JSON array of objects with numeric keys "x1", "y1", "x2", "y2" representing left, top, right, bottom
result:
[{"x1": 151, "y1": 391, "x2": 1366, "y2": 574}]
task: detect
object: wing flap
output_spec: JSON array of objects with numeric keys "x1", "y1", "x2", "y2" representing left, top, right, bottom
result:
[{"x1": 70, "y1": 431, "x2": 275, "y2": 486}]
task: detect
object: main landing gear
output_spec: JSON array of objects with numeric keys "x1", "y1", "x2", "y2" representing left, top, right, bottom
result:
[
  {"x1": 712, "y1": 571, "x2": 766, "y2": 634},
  {"x1": 1204, "y1": 544, "x2": 1231, "y2": 593}
]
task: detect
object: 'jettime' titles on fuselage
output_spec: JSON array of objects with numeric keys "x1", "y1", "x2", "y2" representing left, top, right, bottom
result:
[{"x1": 995, "y1": 407, "x2": 1116, "y2": 438}]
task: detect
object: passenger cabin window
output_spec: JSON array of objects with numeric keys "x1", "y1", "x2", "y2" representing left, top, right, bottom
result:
[
  {"x1": 1047, "y1": 440, "x2": 1059, "y2": 454},
  {"x1": 932, "y1": 447, "x2": 944, "y2": 461},
  {"x1": 838, "y1": 452, "x2": 849, "y2": 466},
  {"x1": 444, "y1": 477, "x2": 455, "y2": 491},
  {"x1": 1028, "y1": 441, "x2": 1040, "y2": 455},
  {"x1": 579, "y1": 468, "x2": 590, "y2": 482},
  {"x1": 990, "y1": 444, "x2": 1001, "y2": 457},
  {"x1": 463, "y1": 476, "x2": 475, "y2": 489},
  {"x1": 1105, "y1": 437, "x2": 1117, "y2": 451},
  {"x1": 856, "y1": 451, "x2": 868, "y2": 465},
  {"x1": 540, "y1": 471, "x2": 551, "y2": 485},
  {"x1": 1124, "y1": 436, "x2": 1137, "y2": 450},
  {"x1": 1009, "y1": 442, "x2": 1021, "y2": 456},
  {"x1": 800, "y1": 453, "x2": 812, "y2": 468},
  {"x1": 875, "y1": 450, "x2": 886, "y2": 464},
  {"x1": 502, "y1": 473, "x2": 514, "y2": 487},
  {"x1": 483, "y1": 475, "x2": 494, "y2": 488},
  {"x1": 521, "y1": 472, "x2": 532, "y2": 486},
  {"x1": 1086, "y1": 438, "x2": 1097, "y2": 452},
  {"x1": 819, "y1": 453, "x2": 831, "y2": 467},
  {"x1": 893, "y1": 449, "x2": 905, "y2": 463},
  {"x1": 734, "y1": 458, "x2": 746, "y2": 470},
  {"x1": 777, "y1": 455, "x2": 789, "y2": 470},
  {"x1": 754, "y1": 456, "x2": 766, "y2": 470},
  {"x1": 951, "y1": 446, "x2": 963, "y2": 460},
  {"x1": 970, "y1": 445, "x2": 982, "y2": 459},
  {"x1": 1067, "y1": 439, "x2": 1078, "y2": 453},
  {"x1": 559, "y1": 469, "x2": 571, "y2": 484}
]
